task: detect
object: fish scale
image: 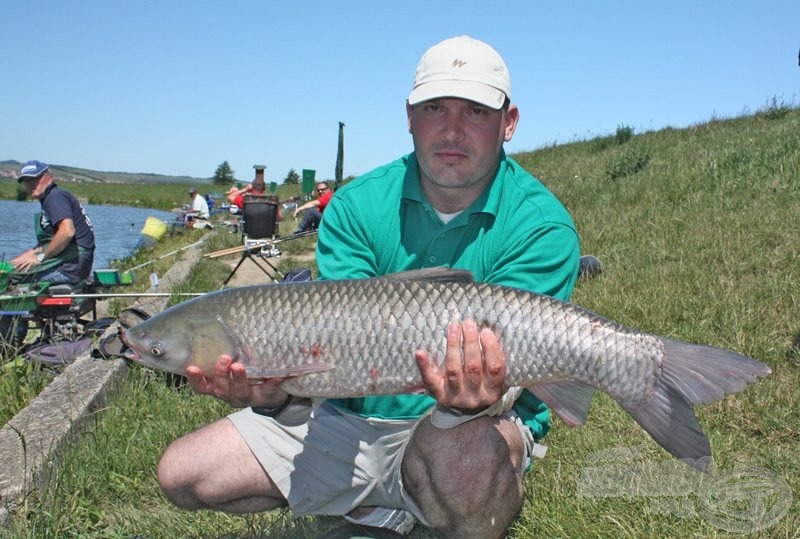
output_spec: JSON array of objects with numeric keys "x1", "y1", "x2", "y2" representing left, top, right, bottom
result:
[
  {"x1": 211, "y1": 279, "x2": 657, "y2": 403},
  {"x1": 120, "y1": 268, "x2": 770, "y2": 469}
]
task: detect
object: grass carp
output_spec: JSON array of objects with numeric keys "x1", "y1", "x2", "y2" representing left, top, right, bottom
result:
[{"x1": 119, "y1": 268, "x2": 770, "y2": 470}]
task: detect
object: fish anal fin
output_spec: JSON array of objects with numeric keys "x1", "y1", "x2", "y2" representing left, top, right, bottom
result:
[
  {"x1": 382, "y1": 267, "x2": 474, "y2": 283},
  {"x1": 244, "y1": 362, "x2": 334, "y2": 380},
  {"x1": 620, "y1": 378, "x2": 712, "y2": 473},
  {"x1": 529, "y1": 381, "x2": 596, "y2": 427}
]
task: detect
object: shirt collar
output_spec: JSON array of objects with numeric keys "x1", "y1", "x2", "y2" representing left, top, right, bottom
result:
[{"x1": 41, "y1": 182, "x2": 58, "y2": 199}]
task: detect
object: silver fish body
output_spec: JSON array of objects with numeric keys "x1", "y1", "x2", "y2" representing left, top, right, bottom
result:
[{"x1": 120, "y1": 268, "x2": 770, "y2": 470}]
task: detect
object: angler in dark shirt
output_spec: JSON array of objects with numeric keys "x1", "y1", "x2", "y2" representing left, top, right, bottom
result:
[{"x1": 10, "y1": 160, "x2": 95, "y2": 285}]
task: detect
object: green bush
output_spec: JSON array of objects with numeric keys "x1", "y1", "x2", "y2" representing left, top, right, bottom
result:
[
  {"x1": 605, "y1": 143, "x2": 651, "y2": 180},
  {"x1": 615, "y1": 124, "x2": 635, "y2": 144},
  {"x1": 760, "y1": 96, "x2": 792, "y2": 121},
  {"x1": 588, "y1": 135, "x2": 615, "y2": 154}
]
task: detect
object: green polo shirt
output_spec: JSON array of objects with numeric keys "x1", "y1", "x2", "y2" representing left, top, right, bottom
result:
[{"x1": 316, "y1": 151, "x2": 580, "y2": 441}]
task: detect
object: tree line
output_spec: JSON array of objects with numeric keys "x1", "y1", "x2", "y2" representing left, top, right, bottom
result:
[{"x1": 212, "y1": 161, "x2": 301, "y2": 186}]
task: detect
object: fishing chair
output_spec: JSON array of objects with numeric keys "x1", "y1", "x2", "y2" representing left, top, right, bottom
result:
[{"x1": 222, "y1": 194, "x2": 284, "y2": 286}]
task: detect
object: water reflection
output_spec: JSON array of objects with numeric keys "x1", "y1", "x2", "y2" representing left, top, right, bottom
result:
[{"x1": 0, "y1": 199, "x2": 175, "y2": 268}]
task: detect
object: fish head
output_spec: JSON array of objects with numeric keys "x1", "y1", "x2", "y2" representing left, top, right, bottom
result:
[{"x1": 119, "y1": 307, "x2": 238, "y2": 378}]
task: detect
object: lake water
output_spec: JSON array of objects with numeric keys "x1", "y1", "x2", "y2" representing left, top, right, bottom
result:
[{"x1": 0, "y1": 199, "x2": 176, "y2": 269}]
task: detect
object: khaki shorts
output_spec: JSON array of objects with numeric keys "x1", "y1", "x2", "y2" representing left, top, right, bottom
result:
[{"x1": 228, "y1": 400, "x2": 535, "y2": 533}]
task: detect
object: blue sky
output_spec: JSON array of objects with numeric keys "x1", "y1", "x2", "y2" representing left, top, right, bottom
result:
[{"x1": 4, "y1": 1, "x2": 798, "y2": 184}]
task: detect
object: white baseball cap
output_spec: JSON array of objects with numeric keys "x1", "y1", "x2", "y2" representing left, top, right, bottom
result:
[{"x1": 408, "y1": 36, "x2": 511, "y2": 110}]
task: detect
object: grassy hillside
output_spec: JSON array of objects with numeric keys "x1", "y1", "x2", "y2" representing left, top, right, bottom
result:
[
  {"x1": 0, "y1": 160, "x2": 209, "y2": 185},
  {"x1": 0, "y1": 165, "x2": 312, "y2": 210},
  {"x1": 0, "y1": 161, "x2": 214, "y2": 210},
  {"x1": 507, "y1": 104, "x2": 799, "y2": 537},
  {"x1": 8, "y1": 105, "x2": 800, "y2": 537}
]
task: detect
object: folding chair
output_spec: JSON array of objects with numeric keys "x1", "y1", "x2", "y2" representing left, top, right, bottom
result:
[{"x1": 222, "y1": 194, "x2": 283, "y2": 286}]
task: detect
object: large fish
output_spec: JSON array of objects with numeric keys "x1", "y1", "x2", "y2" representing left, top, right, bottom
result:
[{"x1": 119, "y1": 268, "x2": 770, "y2": 470}]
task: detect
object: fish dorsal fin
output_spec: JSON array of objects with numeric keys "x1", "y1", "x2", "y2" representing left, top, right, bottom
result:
[{"x1": 381, "y1": 267, "x2": 474, "y2": 283}]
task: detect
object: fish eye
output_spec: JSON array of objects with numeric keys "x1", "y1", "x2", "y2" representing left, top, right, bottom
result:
[{"x1": 150, "y1": 344, "x2": 163, "y2": 357}]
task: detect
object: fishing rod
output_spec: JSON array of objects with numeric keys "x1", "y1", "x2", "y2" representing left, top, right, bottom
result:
[
  {"x1": 204, "y1": 230, "x2": 318, "y2": 259},
  {"x1": 126, "y1": 239, "x2": 206, "y2": 272}
]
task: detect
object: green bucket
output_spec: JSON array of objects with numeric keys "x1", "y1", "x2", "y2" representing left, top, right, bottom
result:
[{"x1": 0, "y1": 261, "x2": 13, "y2": 294}]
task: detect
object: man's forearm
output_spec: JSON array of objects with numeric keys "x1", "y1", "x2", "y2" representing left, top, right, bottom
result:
[{"x1": 43, "y1": 221, "x2": 76, "y2": 259}]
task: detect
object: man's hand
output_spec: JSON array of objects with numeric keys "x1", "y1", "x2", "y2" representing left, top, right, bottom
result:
[
  {"x1": 11, "y1": 249, "x2": 39, "y2": 273},
  {"x1": 415, "y1": 319, "x2": 507, "y2": 411},
  {"x1": 186, "y1": 354, "x2": 289, "y2": 409}
]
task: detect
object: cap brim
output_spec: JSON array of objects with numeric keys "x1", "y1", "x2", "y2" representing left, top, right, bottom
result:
[
  {"x1": 408, "y1": 80, "x2": 507, "y2": 110},
  {"x1": 17, "y1": 174, "x2": 42, "y2": 183}
]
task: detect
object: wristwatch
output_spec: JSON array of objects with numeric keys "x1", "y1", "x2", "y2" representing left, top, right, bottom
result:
[
  {"x1": 36, "y1": 251, "x2": 46, "y2": 263},
  {"x1": 251, "y1": 395, "x2": 293, "y2": 417}
]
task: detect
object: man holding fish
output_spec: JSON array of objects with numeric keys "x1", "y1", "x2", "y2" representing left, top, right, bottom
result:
[{"x1": 157, "y1": 36, "x2": 581, "y2": 538}]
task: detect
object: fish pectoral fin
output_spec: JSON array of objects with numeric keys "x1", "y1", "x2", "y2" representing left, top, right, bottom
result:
[
  {"x1": 244, "y1": 362, "x2": 334, "y2": 379},
  {"x1": 529, "y1": 381, "x2": 596, "y2": 427}
]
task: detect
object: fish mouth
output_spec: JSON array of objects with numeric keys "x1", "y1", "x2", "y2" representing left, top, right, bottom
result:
[{"x1": 116, "y1": 328, "x2": 141, "y2": 361}]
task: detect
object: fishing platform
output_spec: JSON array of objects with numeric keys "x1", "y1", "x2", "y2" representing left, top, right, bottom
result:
[{"x1": 0, "y1": 268, "x2": 131, "y2": 350}]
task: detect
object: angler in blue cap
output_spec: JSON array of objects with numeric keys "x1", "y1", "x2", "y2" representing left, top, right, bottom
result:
[{"x1": 10, "y1": 160, "x2": 96, "y2": 285}]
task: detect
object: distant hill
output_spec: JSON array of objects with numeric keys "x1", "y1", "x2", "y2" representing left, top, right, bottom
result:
[{"x1": 0, "y1": 160, "x2": 212, "y2": 185}]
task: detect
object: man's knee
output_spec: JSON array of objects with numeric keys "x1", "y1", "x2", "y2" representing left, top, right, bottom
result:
[
  {"x1": 157, "y1": 439, "x2": 201, "y2": 509},
  {"x1": 155, "y1": 419, "x2": 238, "y2": 510},
  {"x1": 156, "y1": 418, "x2": 286, "y2": 513},
  {"x1": 403, "y1": 415, "x2": 527, "y2": 534},
  {"x1": 406, "y1": 414, "x2": 526, "y2": 475}
]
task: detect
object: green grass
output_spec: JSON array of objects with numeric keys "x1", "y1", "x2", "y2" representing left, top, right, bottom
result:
[
  {"x1": 6, "y1": 105, "x2": 800, "y2": 537},
  {"x1": 0, "y1": 178, "x2": 313, "y2": 211},
  {"x1": 0, "y1": 357, "x2": 53, "y2": 425}
]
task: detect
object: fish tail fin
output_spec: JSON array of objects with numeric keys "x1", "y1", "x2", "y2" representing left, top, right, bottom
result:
[
  {"x1": 659, "y1": 338, "x2": 771, "y2": 405},
  {"x1": 621, "y1": 339, "x2": 771, "y2": 472}
]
